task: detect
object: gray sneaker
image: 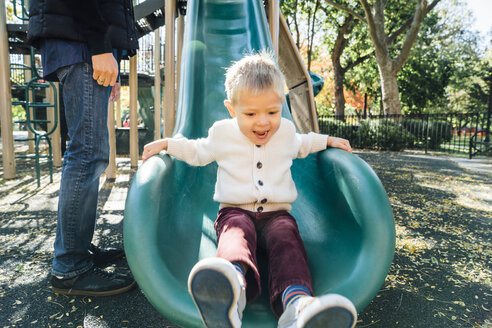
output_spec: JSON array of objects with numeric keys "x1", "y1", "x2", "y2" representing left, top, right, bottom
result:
[
  {"x1": 188, "y1": 257, "x2": 246, "y2": 328},
  {"x1": 277, "y1": 294, "x2": 357, "y2": 328}
]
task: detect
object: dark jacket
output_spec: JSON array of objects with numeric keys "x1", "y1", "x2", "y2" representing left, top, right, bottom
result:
[{"x1": 27, "y1": 0, "x2": 138, "y2": 57}]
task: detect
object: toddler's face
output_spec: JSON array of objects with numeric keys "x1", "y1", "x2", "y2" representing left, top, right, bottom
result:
[{"x1": 225, "y1": 88, "x2": 283, "y2": 146}]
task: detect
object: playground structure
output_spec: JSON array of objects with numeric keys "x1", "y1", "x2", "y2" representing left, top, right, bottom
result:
[
  {"x1": 124, "y1": 0, "x2": 395, "y2": 327},
  {"x1": 1, "y1": 0, "x2": 176, "y2": 184},
  {"x1": 1, "y1": 0, "x2": 395, "y2": 327},
  {"x1": 1, "y1": 0, "x2": 320, "y2": 184}
]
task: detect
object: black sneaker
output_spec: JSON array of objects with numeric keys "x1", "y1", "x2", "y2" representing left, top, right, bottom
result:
[
  {"x1": 51, "y1": 267, "x2": 136, "y2": 296},
  {"x1": 88, "y1": 243, "x2": 125, "y2": 266}
]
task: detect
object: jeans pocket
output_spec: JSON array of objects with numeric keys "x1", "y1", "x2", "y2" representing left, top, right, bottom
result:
[
  {"x1": 55, "y1": 65, "x2": 71, "y2": 84},
  {"x1": 56, "y1": 63, "x2": 90, "y2": 84}
]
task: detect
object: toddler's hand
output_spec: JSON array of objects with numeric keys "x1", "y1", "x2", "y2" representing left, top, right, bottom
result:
[
  {"x1": 109, "y1": 82, "x2": 121, "y2": 102},
  {"x1": 142, "y1": 139, "x2": 168, "y2": 163},
  {"x1": 327, "y1": 136, "x2": 352, "y2": 153}
]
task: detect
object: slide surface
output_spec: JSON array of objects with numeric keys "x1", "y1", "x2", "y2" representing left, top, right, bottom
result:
[{"x1": 124, "y1": 0, "x2": 395, "y2": 327}]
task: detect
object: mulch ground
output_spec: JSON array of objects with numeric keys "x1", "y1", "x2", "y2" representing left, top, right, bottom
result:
[{"x1": 0, "y1": 150, "x2": 490, "y2": 327}]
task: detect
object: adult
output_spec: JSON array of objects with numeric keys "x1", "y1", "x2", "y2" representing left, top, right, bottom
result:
[{"x1": 27, "y1": 0, "x2": 138, "y2": 295}]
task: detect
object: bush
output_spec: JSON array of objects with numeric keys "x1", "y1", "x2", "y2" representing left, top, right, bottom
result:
[
  {"x1": 430, "y1": 120, "x2": 453, "y2": 143},
  {"x1": 378, "y1": 122, "x2": 415, "y2": 151},
  {"x1": 402, "y1": 119, "x2": 452, "y2": 150},
  {"x1": 11, "y1": 101, "x2": 26, "y2": 121},
  {"x1": 319, "y1": 117, "x2": 416, "y2": 151},
  {"x1": 357, "y1": 119, "x2": 415, "y2": 151},
  {"x1": 318, "y1": 117, "x2": 358, "y2": 141}
]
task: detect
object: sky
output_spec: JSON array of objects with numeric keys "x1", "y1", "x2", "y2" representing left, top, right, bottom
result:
[{"x1": 466, "y1": 0, "x2": 492, "y2": 43}]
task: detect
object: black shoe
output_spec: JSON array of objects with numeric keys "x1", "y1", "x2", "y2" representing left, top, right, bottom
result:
[
  {"x1": 89, "y1": 243, "x2": 125, "y2": 266},
  {"x1": 51, "y1": 267, "x2": 136, "y2": 296}
]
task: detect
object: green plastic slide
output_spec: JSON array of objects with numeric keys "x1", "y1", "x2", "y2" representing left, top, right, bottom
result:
[{"x1": 123, "y1": 0, "x2": 395, "y2": 327}]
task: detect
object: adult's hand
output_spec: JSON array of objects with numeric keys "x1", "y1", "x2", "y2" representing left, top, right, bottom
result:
[
  {"x1": 92, "y1": 53, "x2": 118, "y2": 87},
  {"x1": 109, "y1": 82, "x2": 121, "y2": 102}
]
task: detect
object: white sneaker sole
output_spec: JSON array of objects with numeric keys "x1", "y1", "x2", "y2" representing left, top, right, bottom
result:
[
  {"x1": 188, "y1": 258, "x2": 243, "y2": 328},
  {"x1": 299, "y1": 294, "x2": 357, "y2": 328}
]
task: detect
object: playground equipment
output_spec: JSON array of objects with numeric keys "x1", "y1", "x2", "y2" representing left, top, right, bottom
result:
[
  {"x1": 1, "y1": 0, "x2": 320, "y2": 181},
  {"x1": 1, "y1": 0, "x2": 171, "y2": 180},
  {"x1": 124, "y1": 1, "x2": 395, "y2": 327},
  {"x1": 11, "y1": 51, "x2": 59, "y2": 187},
  {"x1": 114, "y1": 77, "x2": 156, "y2": 155},
  {"x1": 3, "y1": 0, "x2": 59, "y2": 186}
]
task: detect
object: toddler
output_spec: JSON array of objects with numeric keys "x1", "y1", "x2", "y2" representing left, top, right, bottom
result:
[{"x1": 142, "y1": 52, "x2": 357, "y2": 328}]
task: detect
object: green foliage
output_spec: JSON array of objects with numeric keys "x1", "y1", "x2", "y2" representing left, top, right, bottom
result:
[
  {"x1": 401, "y1": 119, "x2": 453, "y2": 150},
  {"x1": 283, "y1": 0, "x2": 489, "y2": 117},
  {"x1": 11, "y1": 101, "x2": 26, "y2": 121},
  {"x1": 319, "y1": 117, "x2": 416, "y2": 151},
  {"x1": 427, "y1": 1, "x2": 489, "y2": 114},
  {"x1": 320, "y1": 116, "x2": 456, "y2": 152},
  {"x1": 398, "y1": 12, "x2": 453, "y2": 114},
  {"x1": 361, "y1": 120, "x2": 416, "y2": 151}
]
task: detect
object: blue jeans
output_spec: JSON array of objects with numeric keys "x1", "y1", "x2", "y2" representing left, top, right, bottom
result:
[{"x1": 52, "y1": 62, "x2": 112, "y2": 278}]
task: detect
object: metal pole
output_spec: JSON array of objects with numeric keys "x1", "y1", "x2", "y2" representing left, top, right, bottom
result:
[
  {"x1": 485, "y1": 73, "x2": 491, "y2": 143},
  {"x1": 154, "y1": 28, "x2": 161, "y2": 140},
  {"x1": 0, "y1": 0, "x2": 16, "y2": 179},
  {"x1": 24, "y1": 54, "x2": 35, "y2": 152},
  {"x1": 129, "y1": 55, "x2": 139, "y2": 167},
  {"x1": 164, "y1": 0, "x2": 176, "y2": 138},
  {"x1": 425, "y1": 113, "x2": 429, "y2": 154}
]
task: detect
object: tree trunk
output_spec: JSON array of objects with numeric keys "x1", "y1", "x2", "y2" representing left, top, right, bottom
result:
[
  {"x1": 364, "y1": 93, "x2": 368, "y2": 117},
  {"x1": 358, "y1": 0, "x2": 433, "y2": 116},
  {"x1": 333, "y1": 62, "x2": 345, "y2": 119},
  {"x1": 331, "y1": 15, "x2": 355, "y2": 120},
  {"x1": 485, "y1": 71, "x2": 492, "y2": 142},
  {"x1": 378, "y1": 60, "x2": 402, "y2": 116}
]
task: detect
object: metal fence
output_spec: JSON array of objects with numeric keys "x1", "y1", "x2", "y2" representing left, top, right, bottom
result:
[{"x1": 318, "y1": 112, "x2": 491, "y2": 157}]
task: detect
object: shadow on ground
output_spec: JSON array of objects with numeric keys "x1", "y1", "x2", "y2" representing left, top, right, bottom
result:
[
  {"x1": 0, "y1": 150, "x2": 490, "y2": 327},
  {"x1": 356, "y1": 152, "x2": 491, "y2": 328},
  {"x1": 0, "y1": 157, "x2": 175, "y2": 328}
]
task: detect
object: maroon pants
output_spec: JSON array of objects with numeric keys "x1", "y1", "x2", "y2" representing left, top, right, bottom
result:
[{"x1": 214, "y1": 207, "x2": 313, "y2": 317}]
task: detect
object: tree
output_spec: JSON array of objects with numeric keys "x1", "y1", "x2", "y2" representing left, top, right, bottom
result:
[
  {"x1": 384, "y1": 0, "x2": 489, "y2": 114},
  {"x1": 397, "y1": 12, "x2": 452, "y2": 114},
  {"x1": 436, "y1": 2, "x2": 488, "y2": 114},
  {"x1": 281, "y1": 0, "x2": 324, "y2": 71},
  {"x1": 282, "y1": 1, "x2": 373, "y2": 118},
  {"x1": 326, "y1": 0, "x2": 441, "y2": 115},
  {"x1": 325, "y1": 10, "x2": 372, "y2": 118}
]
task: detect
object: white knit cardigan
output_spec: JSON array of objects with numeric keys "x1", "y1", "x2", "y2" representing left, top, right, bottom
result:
[{"x1": 166, "y1": 118, "x2": 328, "y2": 212}]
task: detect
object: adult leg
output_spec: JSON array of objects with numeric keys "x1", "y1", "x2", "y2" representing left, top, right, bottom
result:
[{"x1": 52, "y1": 62, "x2": 111, "y2": 278}]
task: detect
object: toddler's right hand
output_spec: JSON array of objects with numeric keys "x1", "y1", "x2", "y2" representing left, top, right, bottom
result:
[{"x1": 142, "y1": 139, "x2": 168, "y2": 163}]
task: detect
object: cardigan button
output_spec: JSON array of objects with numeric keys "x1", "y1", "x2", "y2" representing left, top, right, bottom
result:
[
  {"x1": 261, "y1": 198, "x2": 267, "y2": 204},
  {"x1": 257, "y1": 162, "x2": 262, "y2": 169},
  {"x1": 257, "y1": 206, "x2": 263, "y2": 212},
  {"x1": 258, "y1": 180, "x2": 263, "y2": 186}
]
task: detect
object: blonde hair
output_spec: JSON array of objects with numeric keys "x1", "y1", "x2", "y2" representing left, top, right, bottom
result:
[{"x1": 225, "y1": 50, "x2": 286, "y2": 105}]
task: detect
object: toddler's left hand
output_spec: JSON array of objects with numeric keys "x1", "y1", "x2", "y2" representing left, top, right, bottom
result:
[
  {"x1": 327, "y1": 136, "x2": 352, "y2": 153},
  {"x1": 109, "y1": 82, "x2": 121, "y2": 102}
]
